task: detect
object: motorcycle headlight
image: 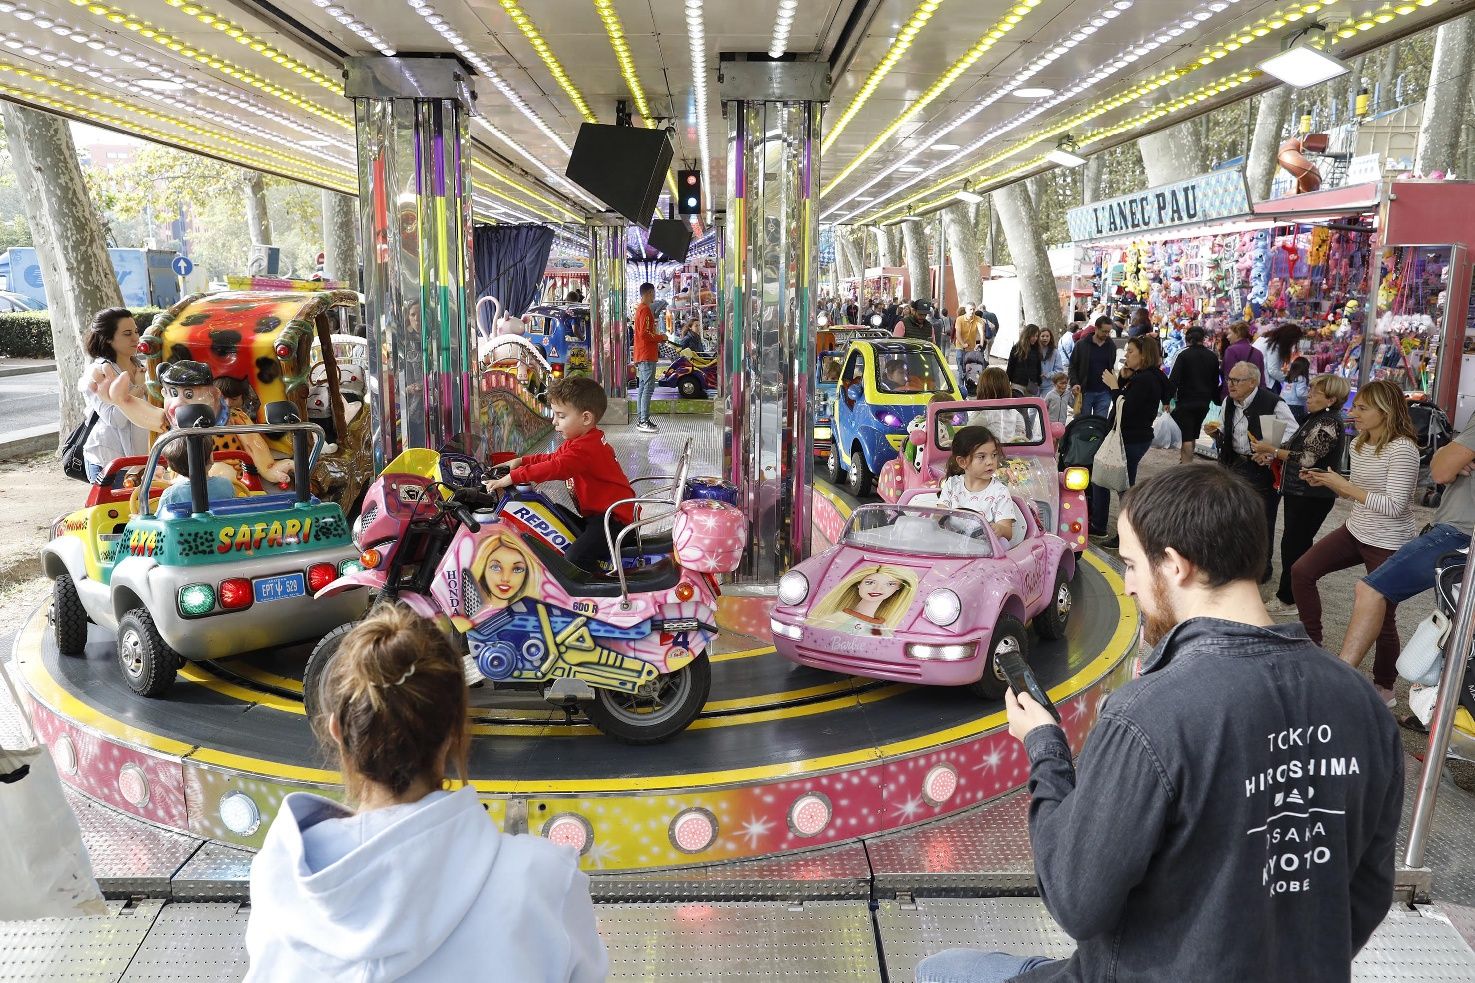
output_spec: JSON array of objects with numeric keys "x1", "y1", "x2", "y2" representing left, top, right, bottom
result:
[
  {"x1": 924, "y1": 588, "x2": 961, "y2": 628},
  {"x1": 351, "y1": 511, "x2": 368, "y2": 550},
  {"x1": 777, "y1": 571, "x2": 809, "y2": 607}
]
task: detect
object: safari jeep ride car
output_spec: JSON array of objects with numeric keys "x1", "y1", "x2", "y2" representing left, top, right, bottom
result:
[{"x1": 44, "y1": 419, "x2": 366, "y2": 697}]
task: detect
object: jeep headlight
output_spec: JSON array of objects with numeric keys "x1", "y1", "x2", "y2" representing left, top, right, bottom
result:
[
  {"x1": 777, "y1": 571, "x2": 809, "y2": 607},
  {"x1": 924, "y1": 588, "x2": 961, "y2": 627}
]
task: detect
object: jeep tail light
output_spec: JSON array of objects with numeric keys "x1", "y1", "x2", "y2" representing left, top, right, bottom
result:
[
  {"x1": 218, "y1": 578, "x2": 253, "y2": 611},
  {"x1": 307, "y1": 563, "x2": 338, "y2": 593},
  {"x1": 178, "y1": 583, "x2": 215, "y2": 618}
]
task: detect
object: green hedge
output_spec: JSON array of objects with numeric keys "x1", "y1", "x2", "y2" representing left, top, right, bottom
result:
[{"x1": 0, "y1": 307, "x2": 164, "y2": 359}]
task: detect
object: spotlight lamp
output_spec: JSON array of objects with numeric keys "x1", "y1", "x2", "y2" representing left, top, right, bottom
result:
[
  {"x1": 953, "y1": 183, "x2": 984, "y2": 204},
  {"x1": 1258, "y1": 24, "x2": 1349, "y2": 88},
  {"x1": 1045, "y1": 134, "x2": 1086, "y2": 168}
]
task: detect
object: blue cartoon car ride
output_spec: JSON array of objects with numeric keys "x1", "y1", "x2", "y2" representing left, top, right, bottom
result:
[
  {"x1": 824, "y1": 338, "x2": 960, "y2": 496},
  {"x1": 813, "y1": 325, "x2": 890, "y2": 459},
  {"x1": 525, "y1": 303, "x2": 591, "y2": 379}
]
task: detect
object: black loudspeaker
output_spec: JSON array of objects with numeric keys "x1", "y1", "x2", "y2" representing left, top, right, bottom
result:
[
  {"x1": 647, "y1": 219, "x2": 692, "y2": 263},
  {"x1": 566, "y1": 123, "x2": 674, "y2": 226}
]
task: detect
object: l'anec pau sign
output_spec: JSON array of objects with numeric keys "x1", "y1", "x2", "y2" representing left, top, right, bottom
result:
[{"x1": 1066, "y1": 168, "x2": 1252, "y2": 243}]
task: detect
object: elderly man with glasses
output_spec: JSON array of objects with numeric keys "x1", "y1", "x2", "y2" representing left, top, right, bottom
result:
[{"x1": 1204, "y1": 362, "x2": 1298, "y2": 583}]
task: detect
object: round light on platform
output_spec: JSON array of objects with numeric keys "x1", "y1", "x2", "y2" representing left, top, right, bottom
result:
[
  {"x1": 668, "y1": 807, "x2": 719, "y2": 853},
  {"x1": 924, "y1": 589, "x2": 961, "y2": 628},
  {"x1": 54, "y1": 734, "x2": 77, "y2": 775},
  {"x1": 118, "y1": 763, "x2": 150, "y2": 808},
  {"x1": 922, "y1": 763, "x2": 959, "y2": 806},
  {"x1": 219, "y1": 791, "x2": 262, "y2": 836},
  {"x1": 543, "y1": 813, "x2": 594, "y2": 855},
  {"x1": 789, "y1": 791, "x2": 832, "y2": 838},
  {"x1": 777, "y1": 571, "x2": 809, "y2": 607}
]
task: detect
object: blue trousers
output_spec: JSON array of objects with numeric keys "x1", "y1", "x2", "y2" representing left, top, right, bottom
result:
[
  {"x1": 1080, "y1": 389, "x2": 1112, "y2": 418},
  {"x1": 635, "y1": 361, "x2": 658, "y2": 424}
]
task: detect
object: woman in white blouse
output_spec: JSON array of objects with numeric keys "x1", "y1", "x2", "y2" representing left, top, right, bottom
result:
[
  {"x1": 1289, "y1": 379, "x2": 1419, "y2": 707},
  {"x1": 78, "y1": 307, "x2": 148, "y2": 482}
]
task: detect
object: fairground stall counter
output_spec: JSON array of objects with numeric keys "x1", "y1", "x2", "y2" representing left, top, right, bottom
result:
[{"x1": 840, "y1": 266, "x2": 911, "y2": 304}]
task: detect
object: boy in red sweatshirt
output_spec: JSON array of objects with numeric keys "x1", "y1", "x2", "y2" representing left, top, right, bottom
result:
[
  {"x1": 633, "y1": 281, "x2": 666, "y2": 433},
  {"x1": 486, "y1": 376, "x2": 636, "y2": 572}
]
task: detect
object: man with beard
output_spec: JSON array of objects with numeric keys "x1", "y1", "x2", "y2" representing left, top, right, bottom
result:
[{"x1": 916, "y1": 465, "x2": 1403, "y2": 983}]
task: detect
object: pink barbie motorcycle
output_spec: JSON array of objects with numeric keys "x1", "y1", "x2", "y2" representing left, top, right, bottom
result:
[
  {"x1": 769, "y1": 490, "x2": 1075, "y2": 699},
  {"x1": 305, "y1": 446, "x2": 746, "y2": 744},
  {"x1": 876, "y1": 396, "x2": 1091, "y2": 553}
]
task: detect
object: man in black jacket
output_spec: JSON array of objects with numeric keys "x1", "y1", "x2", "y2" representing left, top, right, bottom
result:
[
  {"x1": 916, "y1": 465, "x2": 1403, "y2": 983},
  {"x1": 1168, "y1": 326, "x2": 1220, "y2": 465},
  {"x1": 1067, "y1": 317, "x2": 1117, "y2": 417},
  {"x1": 1206, "y1": 362, "x2": 1298, "y2": 582}
]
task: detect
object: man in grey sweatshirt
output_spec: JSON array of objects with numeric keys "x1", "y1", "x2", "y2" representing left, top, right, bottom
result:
[{"x1": 918, "y1": 465, "x2": 1404, "y2": 983}]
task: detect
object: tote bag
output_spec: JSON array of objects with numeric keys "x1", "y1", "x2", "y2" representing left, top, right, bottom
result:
[
  {"x1": 0, "y1": 663, "x2": 107, "y2": 919},
  {"x1": 1091, "y1": 396, "x2": 1130, "y2": 492}
]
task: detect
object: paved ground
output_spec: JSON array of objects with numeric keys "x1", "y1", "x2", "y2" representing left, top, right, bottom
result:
[{"x1": 0, "y1": 368, "x2": 58, "y2": 432}]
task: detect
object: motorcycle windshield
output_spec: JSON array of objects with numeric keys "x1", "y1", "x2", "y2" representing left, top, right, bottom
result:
[{"x1": 383, "y1": 447, "x2": 444, "y2": 481}]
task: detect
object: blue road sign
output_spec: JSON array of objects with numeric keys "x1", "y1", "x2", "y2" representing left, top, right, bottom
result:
[{"x1": 171, "y1": 255, "x2": 194, "y2": 277}]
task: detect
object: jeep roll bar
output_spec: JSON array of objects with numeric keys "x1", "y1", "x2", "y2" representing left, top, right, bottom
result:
[{"x1": 137, "y1": 420, "x2": 328, "y2": 518}]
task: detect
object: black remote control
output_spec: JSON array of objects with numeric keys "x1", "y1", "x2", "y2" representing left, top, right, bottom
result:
[{"x1": 996, "y1": 650, "x2": 1061, "y2": 723}]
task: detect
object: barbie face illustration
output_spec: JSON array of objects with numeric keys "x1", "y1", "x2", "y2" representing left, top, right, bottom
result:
[
  {"x1": 467, "y1": 533, "x2": 539, "y2": 614},
  {"x1": 812, "y1": 565, "x2": 916, "y2": 635}
]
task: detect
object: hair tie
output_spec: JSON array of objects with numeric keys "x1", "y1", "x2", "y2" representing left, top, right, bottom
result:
[{"x1": 377, "y1": 663, "x2": 416, "y2": 688}]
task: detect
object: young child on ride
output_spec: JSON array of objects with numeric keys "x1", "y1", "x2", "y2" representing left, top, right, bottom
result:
[
  {"x1": 485, "y1": 376, "x2": 636, "y2": 573},
  {"x1": 156, "y1": 437, "x2": 241, "y2": 513},
  {"x1": 245, "y1": 605, "x2": 607, "y2": 982},
  {"x1": 937, "y1": 425, "x2": 1026, "y2": 548}
]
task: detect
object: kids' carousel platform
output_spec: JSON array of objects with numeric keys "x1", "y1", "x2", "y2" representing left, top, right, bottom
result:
[{"x1": 10, "y1": 423, "x2": 1138, "y2": 895}]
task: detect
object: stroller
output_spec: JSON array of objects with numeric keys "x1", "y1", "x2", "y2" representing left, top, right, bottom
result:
[
  {"x1": 1408, "y1": 398, "x2": 1454, "y2": 508},
  {"x1": 1057, "y1": 413, "x2": 1113, "y2": 471},
  {"x1": 1400, "y1": 548, "x2": 1475, "y2": 742},
  {"x1": 960, "y1": 349, "x2": 987, "y2": 395}
]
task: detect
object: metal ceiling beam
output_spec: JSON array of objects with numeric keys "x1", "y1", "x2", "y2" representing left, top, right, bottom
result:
[{"x1": 826, "y1": 0, "x2": 888, "y2": 80}]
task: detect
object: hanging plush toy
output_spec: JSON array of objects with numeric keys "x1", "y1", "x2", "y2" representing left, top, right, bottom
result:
[{"x1": 1249, "y1": 229, "x2": 1273, "y2": 310}]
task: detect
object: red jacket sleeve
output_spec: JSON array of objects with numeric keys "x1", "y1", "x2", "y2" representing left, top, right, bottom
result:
[{"x1": 511, "y1": 445, "x2": 584, "y2": 485}]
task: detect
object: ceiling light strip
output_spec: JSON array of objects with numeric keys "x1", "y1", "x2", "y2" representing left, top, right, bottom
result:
[
  {"x1": 0, "y1": 82, "x2": 355, "y2": 192},
  {"x1": 593, "y1": 0, "x2": 651, "y2": 121},
  {"x1": 40, "y1": 2, "x2": 348, "y2": 125},
  {"x1": 470, "y1": 158, "x2": 581, "y2": 222},
  {"x1": 472, "y1": 118, "x2": 601, "y2": 214},
  {"x1": 685, "y1": 0, "x2": 712, "y2": 220},
  {"x1": 470, "y1": 182, "x2": 558, "y2": 224},
  {"x1": 407, "y1": 1, "x2": 571, "y2": 156},
  {"x1": 158, "y1": 0, "x2": 342, "y2": 90},
  {"x1": 822, "y1": 0, "x2": 1041, "y2": 194},
  {"x1": 308, "y1": 0, "x2": 396, "y2": 57},
  {"x1": 768, "y1": 0, "x2": 797, "y2": 60},
  {"x1": 821, "y1": 0, "x2": 1149, "y2": 216},
  {"x1": 863, "y1": 69, "x2": 1258, "y2": 224},
  {"x1": 495, "y1": 0, "x2": 596, "y2": 123},
  {"x1": 0, "y1": 60, "x2": 349, "y2": 184},
  {"x1": 822, "y1": 0, "x2": 943, "y2": 152}
]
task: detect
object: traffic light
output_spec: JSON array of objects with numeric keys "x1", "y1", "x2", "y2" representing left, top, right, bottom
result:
[{"x1": 678, "y1": 169, "x2": 702, "y2": 215}]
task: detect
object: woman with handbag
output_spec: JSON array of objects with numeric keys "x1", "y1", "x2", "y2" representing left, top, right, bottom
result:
[
  {"x1": 1090, "y1": 335, "x2": 1174, "y2": 548},
  {"x1": 76, "y1": 307, "x2": 147, "y2": 483},
  {"x1": 1250, "y1": 374, "x2": 1350, "y2": 616},
  {"x1": 1288, "y1": 379, "x2": 1420, "y2": 708}
]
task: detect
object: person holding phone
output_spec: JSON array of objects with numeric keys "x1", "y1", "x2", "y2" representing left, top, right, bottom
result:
[
  {"x1": 915, "y1": 465, "x2": 1402, "y2": 983},
  {"x1": 1289, "y1": 379, "x2": 1419, "y2": 708},
  {"x1": 1249, "y1": 374, "x2": 1349, "y2": 616},
  {"x1": 79, "y1": 307, "x2": 148, "y2": 483}
]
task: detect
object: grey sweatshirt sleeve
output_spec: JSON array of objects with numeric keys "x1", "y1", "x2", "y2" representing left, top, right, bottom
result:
[{"x1": 1022, "y1": 717, "x2": 1176, "y2": 940}]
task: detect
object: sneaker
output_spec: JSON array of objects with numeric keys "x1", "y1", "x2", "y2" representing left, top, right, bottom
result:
[
  {"x1": 637, "y1": 420, "x2": 659, "y2": 434},
  {"x1": 1375, "y1": 684, "x2": 1396, "y2": 709},
  {"x1": 1265, "y1": 599, "x2": 1297, "y2": 618}
]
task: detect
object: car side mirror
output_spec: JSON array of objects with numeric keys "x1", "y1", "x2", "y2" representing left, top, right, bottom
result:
[
  {"x1": 908, "y1": 429, "x2": 926, "y2": 446},
  {"x1": 1051, "y1": 421, "x2": 1066, "y2": 440}
]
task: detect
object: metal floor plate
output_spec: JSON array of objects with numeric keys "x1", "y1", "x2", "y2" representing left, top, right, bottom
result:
[
  {"x1": 118, "y1": 903, "x2": 248, "y2": 983},
  {"x1": 875, "y1": 898, "x2": 1475, "y2": 983},
  {"x1": 170, "y1": 842, "x2": 255, "y2": 901},
  {"x1": 599, "y1": 900, "x2": 881, "y2": 981},
  {"x1": 590, "y1": 840, "x2": 873, "y2": 902},
  {"x1": 67, "y1": 787, "x2": 202, "y2": 897},
  {"x1": 867, "y1": 791, "x2": 1038, "y2": 895},
  {"x1": 1398, "y1": 752, "x2": 1475, "y2": 912},
  {"x1": 0, "y1": 899, "x2": 162, "y2": 983}
]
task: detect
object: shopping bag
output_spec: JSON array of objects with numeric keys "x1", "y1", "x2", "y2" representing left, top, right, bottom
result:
[
  {"x1": 1202, "y1": 400, "x2": 1223, "y2": 431},
  {"x1": 1151, "y1": 411, "x2": 1182, "y2": 450},
  {"x1": 0, "y1": 663, "x2": 107, "y2": 919},
  {"x1": 1091, "y1": 397, "x2": 1130, "y2": 492}
]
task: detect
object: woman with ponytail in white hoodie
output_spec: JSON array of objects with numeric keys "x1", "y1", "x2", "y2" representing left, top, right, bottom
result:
[{"x1": 245, "y1": 606, "x2": 607, "y2": 982}]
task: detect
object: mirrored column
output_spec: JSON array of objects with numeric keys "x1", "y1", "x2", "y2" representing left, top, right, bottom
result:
[{"x1": 587, "y1": 219, "x2": 629, "y2": 426}]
